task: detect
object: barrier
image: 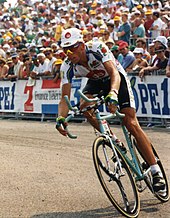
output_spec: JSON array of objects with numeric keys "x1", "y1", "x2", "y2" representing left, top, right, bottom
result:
[{"x1": 0, "y1": 76, "x2": 169, "y2": 127}]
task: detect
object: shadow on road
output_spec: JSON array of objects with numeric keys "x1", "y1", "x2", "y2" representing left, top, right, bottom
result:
[
  {"x1": 31, "y1": 206, "x2": 124, "y2": 218},
  {"x1": 31, "y1": 199, "x2": 162, "y2": 218}
]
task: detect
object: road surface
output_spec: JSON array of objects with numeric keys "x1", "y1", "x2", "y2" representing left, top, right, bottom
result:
[{"x1": 0, "y1": 120, "x2": 169, "y2": 218}]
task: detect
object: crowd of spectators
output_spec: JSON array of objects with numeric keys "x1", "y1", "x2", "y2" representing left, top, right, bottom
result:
[{"x1": 0, "y1": 0, "x2": 169, "y2": 82}]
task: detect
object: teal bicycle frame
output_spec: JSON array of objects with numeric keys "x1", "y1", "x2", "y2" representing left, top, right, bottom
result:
[{"x1": 64, "y1": 89, "x2": 150, "y2": 183}]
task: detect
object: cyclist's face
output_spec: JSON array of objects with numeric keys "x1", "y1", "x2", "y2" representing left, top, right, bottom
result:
[{"x1": 63, "y1": 42, "x2": 83, "y2": 63}]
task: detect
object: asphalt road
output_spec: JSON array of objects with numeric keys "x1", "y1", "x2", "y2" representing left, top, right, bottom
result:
[{"x1": 0, "y1": 120, "x2": 169, "y2": 218}]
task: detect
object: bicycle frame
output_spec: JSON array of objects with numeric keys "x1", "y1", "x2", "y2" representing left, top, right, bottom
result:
[
  {"x1": 64, "y1": 90, "x2": 150, "y2": 183},
  {"x1": 94, "y1": 106, "x2": 147, "y2": 182}
]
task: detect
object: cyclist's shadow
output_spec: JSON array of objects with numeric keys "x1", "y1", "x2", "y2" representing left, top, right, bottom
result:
[
  {"x1": 31, "y1": 200, "x2": 161, "y2": 218},
  {"x1": 30, "y1": 199, "x2": 161, "y2": 218},
  {"x1": 31, "y1": 206, "x2": 122, "y2": 218}
]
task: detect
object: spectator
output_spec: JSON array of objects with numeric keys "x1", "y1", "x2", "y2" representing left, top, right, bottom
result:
[
  {"x1": 118, "y1": 41, "x2": 135, "y2": 70},
  {"x1": 0, "y1": 58, "x2": 9, "y2": 79},
  {"x1": 153, "y1": 35, "x2": 169, "y2": 58},
  {"x1": 51, "y1": 43, "x2": 59, "y2": 54},
  {"x1": 153, "y1": 36, "x2": 168, "y2": 50},
  {"x1": 139, "y1": 46, "x2": 168, "y2": 79},
  {"x1": 149, "y1": 11, "x2": 164, "y2": 39},
  {"x1": 110, "y1": 45, "x2": 123, "y2": 64},
  {"x1": 148, "y1": 43, "x2": 157, "y2": 65},
  {"x1": 117, "y1": 13, "x2": 131, "y2": 44},
  {"x1": 136, "y1": 38, "x2": 151, "y2": 62},
  {"x1": 52, "y1": 59, "x2": 63, "y2": 83},
  {"x1": 132, "y1": 18, "x2": 145, "y2": 39},
  {"x1": 11, "y1": 53, "x2": 24, "y2": 79},
  {"x1": 6, "y1": 58, "x2": 16, "y2": 81},
  {"x1": 102, "y1": 30, "x2": 114, "y2": 45},
  {"x1": 44, "y1": 48, "x2": 56, "y2": 75},
  {"x1": 166, "y1": 56, "x2": 170, "y2": 77},
  {"x1": 126, "y1": 48, "x2": 148, "y2": 73},
  {"x1": 106, "y1": 20, "x2": 115, "y2": 40},
  {"x1": 113, "y1": 16, "x2": 121, "y2": 42},
  {"x1": 144, "y1": 10, "x2": 154, "y2": 37},
  {"x1": 31, "y1": 53, "x2": 49, "y2": 78},
  {"x1": 82, "y1": 29, "x2": 93, "y2": 43}
]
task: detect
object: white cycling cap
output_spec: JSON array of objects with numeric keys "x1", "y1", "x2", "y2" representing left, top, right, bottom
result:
[{"x1": 60, "y1": 28, "x2": 84, "y2": 48}]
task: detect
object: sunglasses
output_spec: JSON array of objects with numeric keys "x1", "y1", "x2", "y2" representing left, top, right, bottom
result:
[
  {"x1": 12, "y1": 57, "x2": 17, "y2": 60},
  {"x1": 45, "y1": 52, "x2": 51, "y2": 56},
  {"x1": 63, "y1": 42, "x2": 81, "y2": 56},
  {"x1": 155, "y1": 50, "x2": 164, "y2": 54}
]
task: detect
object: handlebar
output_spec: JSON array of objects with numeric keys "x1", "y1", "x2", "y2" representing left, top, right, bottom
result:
[{"x1": 63, "y1": 89, "x2": 125, "y2": 139}]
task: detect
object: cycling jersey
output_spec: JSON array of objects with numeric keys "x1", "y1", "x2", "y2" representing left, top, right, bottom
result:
[
  {"x1": 60, "y1": 41, "x2": 126, "y2": 85},
  {"x1": 60, "y1": 40, "x2": 135, "y2": 110}
]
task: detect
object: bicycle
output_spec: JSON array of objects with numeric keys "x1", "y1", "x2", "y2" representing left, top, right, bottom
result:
[{"x1": 62, "y1": 89, "x2": 169, "y2": 218}]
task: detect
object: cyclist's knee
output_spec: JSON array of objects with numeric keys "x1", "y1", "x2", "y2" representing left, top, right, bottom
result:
[
  {"x1": 124, "y1": 117, "x2": 141, "y2": 135},
  {"x1": 83, "y1": 110, "x2": 94, "y2": 120}
]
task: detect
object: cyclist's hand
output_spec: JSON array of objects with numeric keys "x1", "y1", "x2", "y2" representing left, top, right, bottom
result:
[
  {"x1": 56, "y1": 116, "x2": 68, "y2": 136},
  {"x1": 105, "y1": 91, "x2": 119, "y2": 114}
]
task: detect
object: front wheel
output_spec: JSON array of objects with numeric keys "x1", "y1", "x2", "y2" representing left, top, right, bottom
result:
[{"x1": 93, "y1": 136, "x2": 140, "y2": 218}]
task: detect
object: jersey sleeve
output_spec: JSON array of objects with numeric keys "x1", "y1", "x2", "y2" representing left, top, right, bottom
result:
[
  {"x1": 97, "y1": 42, "x2": 113, "y2": 63},
  {"x1": 89, "y1": 41, "x2": 113, "y2": 63},
  {"x1": 60, "y1": 59, "x2": 74, "y2": 85}
]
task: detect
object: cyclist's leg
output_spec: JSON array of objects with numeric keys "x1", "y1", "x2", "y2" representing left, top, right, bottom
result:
[
  {"x1": 118, "y1": 73, "x2": 166, "y2": 193},
  {"x1": 121, "y1": 107, "x2": 156, "y2": 166},
  {"x1": 121, "y1": 107, "x2": 166, "y2": 193}
]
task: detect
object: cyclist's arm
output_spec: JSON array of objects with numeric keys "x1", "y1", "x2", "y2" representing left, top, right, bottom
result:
[
  {"x1": 103, "y1": 60, "x2": 121, "y2": 92},
  {"x1": 58, "y1": 83, "x2": 71, "y2": 118}
]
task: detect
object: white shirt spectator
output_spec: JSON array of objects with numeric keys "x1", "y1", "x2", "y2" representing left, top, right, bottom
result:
[
  {"x1": 152, "y1": 18, "x2": 164, "y2": 38},
  {"x1": 47, "y1": 56, "x2": 57, "y2": 73}
]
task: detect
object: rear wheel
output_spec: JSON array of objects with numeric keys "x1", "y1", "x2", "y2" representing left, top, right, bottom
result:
[
  {"x1": 93, "y1": 136, "x2": 140, "y2": 218},
  {"x1": 132, "y1": 137, "x2": 169, "y2": 202}
]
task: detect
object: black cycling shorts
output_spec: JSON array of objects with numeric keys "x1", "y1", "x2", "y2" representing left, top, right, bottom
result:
[{"x1": 82, "y1": 73, "x2": 135, "y2": 110}]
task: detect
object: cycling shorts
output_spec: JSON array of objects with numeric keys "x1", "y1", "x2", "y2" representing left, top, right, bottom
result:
[{"x1": 82, "y1": 73, "x2": 136, "y2": 110}]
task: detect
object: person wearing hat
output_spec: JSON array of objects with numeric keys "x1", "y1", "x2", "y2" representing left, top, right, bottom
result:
[
  {"x1": 56, "y1": 27, "x2": 166, "y2": 195},
  {"x1": 117, "y1": 13, "x2": 131, "y2": 44},
  {"x1": 161, "y1": 15, "x2": 170, "y2": 38},
  {"x1": 126, "y1": 47, "x2": 148, "y2": 73},
  {"x1": 82, "y1": 29, "x2": 93, "y2": 43},
  {"x1": 153, "y1": 36, "x2": 168, "y2": 50},
  {"x1": 102, "y1": 30, "x2": 115, "y2": 49},
  {"x1": 118, "y1": 41, "x2": 135, "y2": 70},
  {"x1": 52, "y1": 59, "x2": 63, "y2": 83},
  {"x1": 153, "y1": 36, "x2": 169, "y2": 58},
  {"x1": 136, "y1": 38, "x2": 151, "y2": 62},
  {"x1": 5, "y1": 58, "x2": 16, "y2": 81},
  {"x1": 144, "y1": 10, "x2": 154, "y2": 37},
  {"x1": 11, "y1": 53, "x2": 24, "y2": 79},
  {"x1": 139, "y1": 45, "x2": 168, "y2": 78},
  {"x1": 89, "y1": 10, "x2": 98, "y2": 26},
  {"x1": 110, "y1": 45, "x2": 123, "y2": 64},
  {"x1": 112, "y1": 16, "x2": 121, "y2": 42}
]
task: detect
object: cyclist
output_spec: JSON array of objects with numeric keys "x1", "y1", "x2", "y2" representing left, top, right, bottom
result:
[{"x1": 56, "y1": 28, "x2": 165, "y2": 194}]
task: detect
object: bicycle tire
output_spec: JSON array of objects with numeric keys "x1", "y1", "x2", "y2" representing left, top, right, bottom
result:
[
  {"x1": 93, "y1": 136, "x2": 140, "y2": 218},
  {"x1": 132, "y1": 137, "x2": 169, "y2": 202}
]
